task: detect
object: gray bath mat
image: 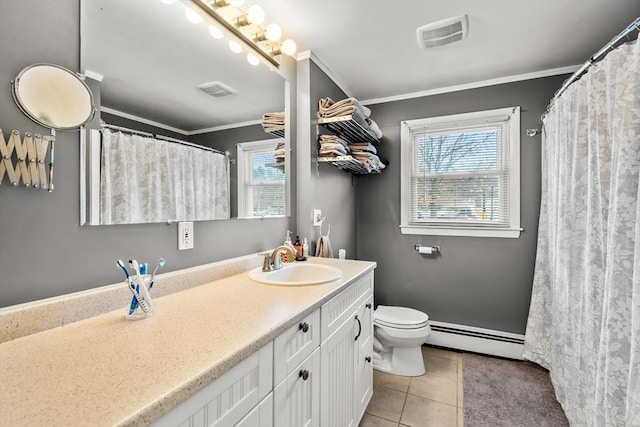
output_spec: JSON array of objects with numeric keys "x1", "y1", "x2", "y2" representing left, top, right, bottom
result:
[{"x1": 463, "y1": 352, "x2": 569, "y2": 426}]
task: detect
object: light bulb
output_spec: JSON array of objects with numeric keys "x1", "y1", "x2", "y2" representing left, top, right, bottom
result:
[
  {"x1": 229, "y1": 40, "x2": 243, "y2": 53},
  {"x1": 160, "y1": 0, "x2": 174, "y2": 4},
  {"x1": 184, "y1": 6, "x2": 202, "y2": 24},
  {"x1": 247, "y1": 5, "x2": 265, "y2": 25},
  {"x1": 228, "y1": 0, "x2": 244, "y2": 6},
  {"x1": 281, "y1": 39, "x2": 297, "y2": 56},
  {"x1": 209, "y1": 24, "x2": 224, "y2": 39},
  {"x1": 265, "y1": 23, "x2": 282, "y2": 41},
  {"x1": 247, "y1": 53, "x2": 260, "y2": 66}
]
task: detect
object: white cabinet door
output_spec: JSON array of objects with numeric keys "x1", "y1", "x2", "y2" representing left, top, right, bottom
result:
[
  {"x1": 320, "y1": 310, "x2": 358, "y2": 427},
  {"x1": 236, "y1": 393, "x2": 273, "y2": 427},
  {"x1": 354, "y1": 295, "x2": 374, "y2": 421},
  {"x1": 153, "y1": 342, "x2": 273, "y2": 427},
  {"x1": 274, "y1": 348, "x2": 321, "y2": 427}
]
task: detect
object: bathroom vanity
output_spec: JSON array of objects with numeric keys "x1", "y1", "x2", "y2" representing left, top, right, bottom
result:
[{"x1": 0, "y1": 257, "x2": 375, "y2": 426}]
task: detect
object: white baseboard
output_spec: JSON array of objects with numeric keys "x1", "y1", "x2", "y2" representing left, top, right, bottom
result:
[{"x1": 428, "y1": 321, "x2": 525, "y2": 360}]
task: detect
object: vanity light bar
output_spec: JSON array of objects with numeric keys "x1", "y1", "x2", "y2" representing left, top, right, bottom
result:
[{"x1": 181, "y1": 0, "x2": 281, "y2": 68}]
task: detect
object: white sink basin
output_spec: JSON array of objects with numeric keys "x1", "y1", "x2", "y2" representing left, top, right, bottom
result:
[{"x1": 248, "y1": 263, "x2": 343, "y2": 286}]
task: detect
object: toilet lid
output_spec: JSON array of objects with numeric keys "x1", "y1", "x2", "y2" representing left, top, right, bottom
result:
[{"x1": 374, "y1": 305, "x2": 429, "y2": 329}]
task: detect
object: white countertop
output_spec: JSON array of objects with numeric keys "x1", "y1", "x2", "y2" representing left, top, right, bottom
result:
[{"x1": 0, "y1": 257, "x2": 375, "y2": 426}]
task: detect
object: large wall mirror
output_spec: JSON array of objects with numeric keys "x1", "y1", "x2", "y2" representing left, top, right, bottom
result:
[{"x1": 79, "y1": 0, "x2": 292, "y2": 225}]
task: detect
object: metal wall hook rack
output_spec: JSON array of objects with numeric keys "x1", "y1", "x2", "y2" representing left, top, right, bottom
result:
[{"x1": 0, "y1": 128, "x2": 53, "y2": 190}]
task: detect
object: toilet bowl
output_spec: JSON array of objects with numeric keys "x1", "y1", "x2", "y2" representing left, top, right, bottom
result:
[{"x1": 372, "y1": 305, "x2": 431, "y2": 376}]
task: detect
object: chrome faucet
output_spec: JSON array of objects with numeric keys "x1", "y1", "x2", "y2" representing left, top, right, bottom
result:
[{"x1": 261, "y1": 245, "x2": 296, "y2": 272}]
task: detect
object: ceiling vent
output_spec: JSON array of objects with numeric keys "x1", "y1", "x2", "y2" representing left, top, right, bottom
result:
[
  {"x1": 196, "y1": 81, "x2": 237, "y2": 97},
  {"x1": 417, "y1": 14, "x2": 469, "y2": 49}
]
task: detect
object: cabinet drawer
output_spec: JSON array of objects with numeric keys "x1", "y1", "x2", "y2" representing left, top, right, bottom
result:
[
  {"x1": 321, "y1": 272, "x2": 373, "y2": 342},
  {"x1": 274, "y1": 308, "x2": 320, "y2": 386},
  {"x1": 153, "y1": 342, "x2": 273, "y2": 427},
  {"x1": 235, "y1": 393, "x2": 273, "y2": 427},
  {"x1": 274, "y1": 347, "x2": 321, "y2": 427}
]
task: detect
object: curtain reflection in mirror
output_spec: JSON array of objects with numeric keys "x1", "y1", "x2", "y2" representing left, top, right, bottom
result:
[{"x1": 100, "y1": 129, "x2": 230, "y2": 224}]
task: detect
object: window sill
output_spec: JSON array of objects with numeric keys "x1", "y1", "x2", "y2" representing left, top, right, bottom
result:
[{"x1": 400, "y1": 225, "x2": 521, "y2": 238}]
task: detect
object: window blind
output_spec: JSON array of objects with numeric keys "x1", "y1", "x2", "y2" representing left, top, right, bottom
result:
[
  {"x1": 246, "y1": 150, "x2": 285, "y2": 217},
  {"x1": 409, "y1": 120, "x2": 511, "y2": 227}
]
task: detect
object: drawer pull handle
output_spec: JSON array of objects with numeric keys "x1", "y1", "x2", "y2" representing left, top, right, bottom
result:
[
  {"x1": 299, "y1": 369, "x2": 309, "y2": 381},
  {"x1": 299, "y1": 322, "x2": 309, "y2": 333},
  {"x1": 354, "y1": 315, "x2": 362, "y2": 341},
  {"x1": 365, "y1": 356, "x2": 372, "y2": 363},
  {"x1": 365, "y1": 303, "x2": 372, "y2": 309}
]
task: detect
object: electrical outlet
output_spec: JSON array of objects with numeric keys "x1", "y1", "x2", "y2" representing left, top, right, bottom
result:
[
  {"x1": 178, "y1": 222, "x2": 194, "y2": 250},
  {"x1": 313, "y1": 209, "x2": 322, "y2": 226}
]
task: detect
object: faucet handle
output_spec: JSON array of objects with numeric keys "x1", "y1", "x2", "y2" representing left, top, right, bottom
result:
[{"x1": 259, "y1": 252, "x2": 272, "y2": 272}]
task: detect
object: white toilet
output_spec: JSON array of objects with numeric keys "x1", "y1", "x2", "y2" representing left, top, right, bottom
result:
[{"x1": 372, "y1": 305, "x2": 431, "y2": 376}]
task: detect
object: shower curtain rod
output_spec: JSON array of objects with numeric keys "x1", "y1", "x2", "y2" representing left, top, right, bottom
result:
[
  {"x1": 544, "y1": 16, "x2": 640, "y2": 117},
  {"x1": 100, "y1": 122, "x2": 228, "y2": 157}
]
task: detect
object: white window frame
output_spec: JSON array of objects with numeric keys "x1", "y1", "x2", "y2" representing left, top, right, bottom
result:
[
  {"x1": 237, "y1": 139, "x2": 285, "y2": 218},
  {"x1": 400, "y1": 106, "x2": 521, "y2": 238}
]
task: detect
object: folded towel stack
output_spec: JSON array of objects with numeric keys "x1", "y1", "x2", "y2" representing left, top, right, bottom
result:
[
  {"x1": 318, "y1": 134, "x2": 350, "y2": 157},
  {"x1": 349, "y1": 143, "x2": 387, "y2": 173},
  {"x1": 274, "y1": 142, "x2": 285, "y2": 163},
  {"x1": 262, "y1": 111, "x2": 285, "y2": 133},
  {"x1": 317, "y1": 97, "x2": 383, "y2": 139}
]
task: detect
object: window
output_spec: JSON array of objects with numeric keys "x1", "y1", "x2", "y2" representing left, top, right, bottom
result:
[
  {"x1": 237, "y1": 139, "x2": 285, "y2": 218},
  {"x1": 400, "y1": 107, "x2": 520, "y2": 238}
]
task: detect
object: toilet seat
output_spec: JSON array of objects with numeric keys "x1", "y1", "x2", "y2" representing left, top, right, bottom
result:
[{"x1": 374, "y1": 305, "x2": 429, "y2": 330}]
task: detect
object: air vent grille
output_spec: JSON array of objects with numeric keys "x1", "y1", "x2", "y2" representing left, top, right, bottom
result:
[
  {"x1": 196, "y1": 81, "x2": 236, "y2": 97},
  {"x1": 417, "y1": 15, "x2": 469, "y2": 49}
]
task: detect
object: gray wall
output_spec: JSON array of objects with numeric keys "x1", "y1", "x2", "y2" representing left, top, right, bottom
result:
[
  {"x1": 295, "y1": 59, "x2": 357, "y2": 258},
  {"x1": 356, "y1": 75, "x2": 567, "y2": 334},
  {"x1": 0, "y1": 0, "x2": 292, "y2": 307}
]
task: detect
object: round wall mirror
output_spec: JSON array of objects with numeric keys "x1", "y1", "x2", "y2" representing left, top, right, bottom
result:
[{"x1": 12, "y1": 63, "x2": 95, "y2": 130}]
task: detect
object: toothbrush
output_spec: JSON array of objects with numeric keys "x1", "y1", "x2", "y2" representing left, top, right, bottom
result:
[
  {"x1": 116, "y1": 259, "x2": 130, "y2": 279},
  {"x1": 118, "y1": 260, "x2": 150, "y2": 313},
  {"x1": 130, "y1": 259, "x2": 153, "y2": 312},
  {"x1": 118, "y1": 260, "x2": 140, "y2": 314},
  {"x1": 148, "y1": 258, "x2": 166, "y2": 290}
]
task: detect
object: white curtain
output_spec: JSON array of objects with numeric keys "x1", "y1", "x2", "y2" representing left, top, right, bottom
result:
[
  {"x1": 100, "y1": 130, "x2": 230, "y2": 224},
  {"x1": 524, "y1": 39, "x2": 640, "y2": 426}
]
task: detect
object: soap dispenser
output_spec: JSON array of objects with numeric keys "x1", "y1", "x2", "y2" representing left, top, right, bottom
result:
[
  {"x1": 281, "y1": 231, "x2": 295, "y2": 263},
  {"x1": 293, "y1": 235, "x2": 303, "y2": 259}
]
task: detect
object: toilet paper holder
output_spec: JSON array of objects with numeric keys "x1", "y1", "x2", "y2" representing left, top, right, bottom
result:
[{"x1": 414, "y1": 245, "x2": 441, "y2": 255}]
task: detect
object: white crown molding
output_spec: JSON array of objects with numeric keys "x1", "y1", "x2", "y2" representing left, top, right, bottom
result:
[
  {"x1": 296, "y1": 50, "x2": 352, "y2": 97},
  {"x1": 189, "y1": 119, "x2": 262, "y2": 135},
  {"x1": 100, "y1": 107, "x2": 189, "y2": 135},
  {"x1": 83, "y1": 69, "x2": 104, "y2": 82},
  {"x1": 361, "y1": 65, "x2": 579, "y2": 105}
]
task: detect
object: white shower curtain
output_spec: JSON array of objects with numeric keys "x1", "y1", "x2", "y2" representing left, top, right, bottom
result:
[
  {"x1": 524, "y1": 39, "x2": 640, "y2": 426},
  {"x1": 100, "y1": 130, "x2": 230, "y2": 224}
]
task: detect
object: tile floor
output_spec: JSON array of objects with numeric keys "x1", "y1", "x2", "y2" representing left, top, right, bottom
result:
[{"x1": 359, "y1": 346, "x2": 463, "y2": 427}]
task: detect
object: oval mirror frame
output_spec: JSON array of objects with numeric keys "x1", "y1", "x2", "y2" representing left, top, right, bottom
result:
[{"x1": 12, "y1": 63, "x2": 96, "y2": 130}]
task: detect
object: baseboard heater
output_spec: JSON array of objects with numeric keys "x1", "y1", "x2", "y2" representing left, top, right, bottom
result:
[{"x1": 428, "y1": 321, "x2": 525, "y2": 360}]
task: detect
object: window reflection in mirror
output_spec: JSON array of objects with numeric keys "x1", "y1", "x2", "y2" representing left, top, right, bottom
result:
[{"x1": 237, "y1": 140, "x2": 285, "y2": 218}]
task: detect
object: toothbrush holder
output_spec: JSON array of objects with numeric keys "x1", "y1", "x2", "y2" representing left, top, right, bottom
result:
[{"x1": 125, "y1": 274, "x2": 154, "y2": 320}]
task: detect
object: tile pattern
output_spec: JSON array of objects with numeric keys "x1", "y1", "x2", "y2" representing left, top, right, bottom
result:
[{"x1": 360, "y1": 346, "x2": 463, "y2": 427}]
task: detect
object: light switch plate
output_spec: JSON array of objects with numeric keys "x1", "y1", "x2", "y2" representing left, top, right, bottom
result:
[
  {"x1": 313, "y1": 209, "x2": 322, "y2": 226},
  {"x1": 178, "y1": 221, "x2": 194, "y2": 250}
]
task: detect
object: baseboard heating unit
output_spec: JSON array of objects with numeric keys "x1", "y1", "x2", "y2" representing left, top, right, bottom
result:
[{"x1": 428, "y1": 321, "x2": 525, "y2": 360}]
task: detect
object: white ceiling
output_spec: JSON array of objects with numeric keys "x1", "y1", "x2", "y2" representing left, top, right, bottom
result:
[
  {"x1": 82, "y1": 1, "x2": 640, "y2": 132},
  {"x1": 264, "y1": 0, "x2": 640, "y2": 102}
]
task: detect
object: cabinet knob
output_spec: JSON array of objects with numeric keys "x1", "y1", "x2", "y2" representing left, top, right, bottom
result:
[
  {"x1": 365, "y1": 303, "x2": 372, "y2": 309},
  {"x1": 299, "y1": 369, "x2": 310, "y2": 381},
  {"x1": 365, "y1": 356, "x2": 372, "y2": 363},
  {"x1": 299, "y1": 322, "x2": 309, "y2": 333}
]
